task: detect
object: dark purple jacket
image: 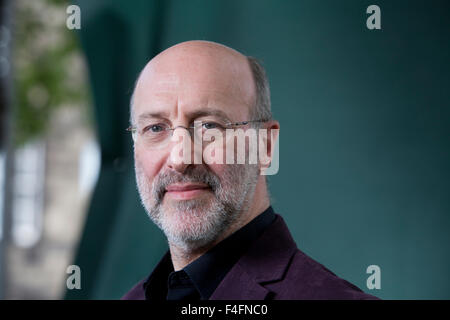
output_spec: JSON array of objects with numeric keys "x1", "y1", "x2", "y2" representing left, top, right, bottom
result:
[{"x1": 122, "y1": 214, "x2": 379, "y2": 300}]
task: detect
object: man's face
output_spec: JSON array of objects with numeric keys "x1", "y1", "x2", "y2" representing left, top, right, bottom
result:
[{"x1": 132, "y1": 42, "x2": 260, "y2": 251}]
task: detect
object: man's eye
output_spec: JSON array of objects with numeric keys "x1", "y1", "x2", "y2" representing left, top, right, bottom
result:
[
  {"x1": 143, "y1": 124, "x2": 166, "y2": 133},
  {"x1": 202, "y1": 122, "x2": 222, "y2": 130}
]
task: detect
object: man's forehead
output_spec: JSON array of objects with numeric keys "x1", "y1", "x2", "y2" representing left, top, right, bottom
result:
[
  {"x1": 134, "y1": 70, "x2": 253, "y2": 110},
  {"x1": 137, "y1": 71, "x2": 180, "y2": 91},
  {"x1": 134, "y1": 88, "x2": 251, "y2": 121},
  {"x1": 138, "y1": 64, "x2": 244, "y2": 90},
  {"x1": 135, "y1": 76, "x2": 246, "y2": 100}
]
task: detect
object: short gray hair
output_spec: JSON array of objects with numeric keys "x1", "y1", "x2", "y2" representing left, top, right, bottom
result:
[
  {"x1": 247, "y1": 56, "x2": 272, "y2": 122},
  {"x1": 129, "y1": 56, "x2": 273, "y2": 125}
]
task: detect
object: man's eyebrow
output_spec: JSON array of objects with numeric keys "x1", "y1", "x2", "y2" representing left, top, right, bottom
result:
[
  {"x1": 187, "y1": 109, "x2": 231, "y2": 122},
  {"x1": 136, "y1": 109, "x2": 232, "y2": 124},
  {"x1": 137, "y1": 111, "x2": 169, "y2": 122}
]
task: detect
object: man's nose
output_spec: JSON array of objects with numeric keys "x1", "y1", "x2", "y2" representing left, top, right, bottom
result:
[{"x1": 166, "y1": 127, "x2": 201, "y2": 173}]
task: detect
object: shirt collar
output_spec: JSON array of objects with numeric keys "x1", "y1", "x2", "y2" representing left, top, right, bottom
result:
[{"x1": 143, "y1": 251, "x2": 172, "y2": 300}]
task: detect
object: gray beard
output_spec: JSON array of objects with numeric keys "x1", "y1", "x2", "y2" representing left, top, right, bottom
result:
[{"x1": 135, "y1": 162, "x2": 259, "y2": 251}]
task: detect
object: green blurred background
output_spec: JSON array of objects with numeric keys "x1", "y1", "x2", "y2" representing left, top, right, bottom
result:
[{"x1": 66, "y1": 0, "x2": 450, "y2": 299}]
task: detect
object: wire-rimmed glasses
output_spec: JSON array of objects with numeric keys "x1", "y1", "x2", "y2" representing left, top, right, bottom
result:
[{"x1": 126, "y1": 119, "x2": 267, "y2": 149}]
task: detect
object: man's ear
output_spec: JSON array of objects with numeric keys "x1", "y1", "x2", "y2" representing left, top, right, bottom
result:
[{"x1": 259, "y1": 120, "x2": 280, "y2": 176}]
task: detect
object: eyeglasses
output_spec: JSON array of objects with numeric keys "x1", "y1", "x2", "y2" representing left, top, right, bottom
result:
[{"x1": 126, "y1": 119, "x2": 267, "y2": 148}]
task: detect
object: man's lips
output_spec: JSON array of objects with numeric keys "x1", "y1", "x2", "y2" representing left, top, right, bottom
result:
[
  {"x1": 165, "y1": 183, "x2": 210, "y2": 192},
  {"x1": 165, "y1": 183, "x2": 211, "y2": 200}
]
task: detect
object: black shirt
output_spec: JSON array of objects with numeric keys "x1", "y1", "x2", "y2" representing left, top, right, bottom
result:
[{"x1": 143, "y1": 206, "x2": 276, "y2": 300}]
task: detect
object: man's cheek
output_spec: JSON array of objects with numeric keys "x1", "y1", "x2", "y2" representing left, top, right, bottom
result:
[{"x1": 136, "y1": 149, "x2": 161, "y2": 178}]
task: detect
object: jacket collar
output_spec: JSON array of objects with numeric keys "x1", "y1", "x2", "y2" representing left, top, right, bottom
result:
[{"x1": 209, "y1": 214, "x2": 298, "y2": 300}]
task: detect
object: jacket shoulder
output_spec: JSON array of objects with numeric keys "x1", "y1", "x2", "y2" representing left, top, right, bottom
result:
[{"x1": 265, "y1": 249, "x2": 379, "y2": 300}]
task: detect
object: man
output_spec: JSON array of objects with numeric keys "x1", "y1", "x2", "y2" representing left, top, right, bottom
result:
[{"x1": 122, "y1": 40, "x2": 377, "y2": 300}]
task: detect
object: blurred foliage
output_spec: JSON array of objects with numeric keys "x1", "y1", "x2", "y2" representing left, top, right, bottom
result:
[{"x1": 13, "y1": 0, "x2": 89, "y2": 146}]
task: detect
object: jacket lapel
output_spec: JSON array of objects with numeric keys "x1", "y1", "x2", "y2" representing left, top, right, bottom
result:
[
  {"x1": 210, "y1": 215, "x2": 297, "y2": 300},
  {"x1": 209, "y1": 263, "x2": 270, "y2": 300}
]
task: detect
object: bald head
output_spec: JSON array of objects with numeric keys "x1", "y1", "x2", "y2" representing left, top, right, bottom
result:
[{"x1": 130, "y1": 40, "x2": 271, "y2": 126}]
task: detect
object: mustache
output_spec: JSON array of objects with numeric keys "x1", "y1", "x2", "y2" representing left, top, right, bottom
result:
[{"x1": 153, "y1": 166, "x2": 221, "y2": 203}]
